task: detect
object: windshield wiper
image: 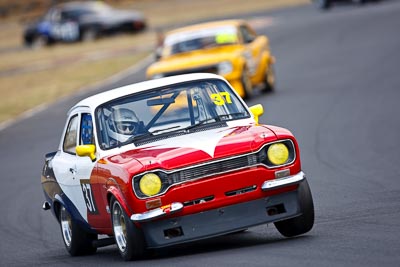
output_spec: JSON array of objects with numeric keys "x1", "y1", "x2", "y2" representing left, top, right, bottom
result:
[
  {"x1": 184, "y1": 113, "x2": 247, "y2": 132},
  {"x1": 120, "y1": 113, "x2": 247, "y2": 146},
  {"x1": 184, "y1": 118, "x2": 222, "y2": 132},
  {"x1": 150, "y1": 125, "x2": 181, "y2": 134},
  {"x1": 120, "y1": 126, "x2": 183, "y2": 146},
  {"x1": 216, "y1": 112, "x2": 246, "y2": 120},
  {"x1": 120, "y1": 132, "x2": 154, "y2": 146}
]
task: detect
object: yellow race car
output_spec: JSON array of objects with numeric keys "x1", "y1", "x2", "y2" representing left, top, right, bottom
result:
[{"x1": 146, "y1": 20, "x2": 275, "y2": 99}]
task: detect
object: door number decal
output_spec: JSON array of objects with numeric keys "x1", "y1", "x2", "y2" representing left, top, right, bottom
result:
[{"x1": 80, "y1": 179, "x2": 98, "y2": 214}]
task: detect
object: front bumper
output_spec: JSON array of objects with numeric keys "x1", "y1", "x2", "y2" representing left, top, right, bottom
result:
[{"x1": 134, "y1": 172, "x2": 306, "y2": 248}]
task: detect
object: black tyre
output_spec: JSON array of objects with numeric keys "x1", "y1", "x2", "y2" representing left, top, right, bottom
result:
[
  {"x1": 80, "y1": 28, "x2": 97, "y2": 42},
  {"x1": 28, "y1": 34, "x2": 49, "y2": 49},
  {"x1": 274, "y1": 179, "x2": 314, "y2": 237},
  {"x1": 241, "y1": 67, "x2": 253, "y2": 100},
  {"x1": 352, "y1": 0, "x2": 365, "y2": 4},
  {"x1": 59, "y1": 206, "x2": 97, "y2": 256},
  {"x1": 313, "y1": 0, "x2": 331, "y2": 9},
  {"x1": 262, "y1": 64, "x2": 275, "y2": 93},
  {"x1": 111, "y1": 196, "x2": 146, "y2": 261}
]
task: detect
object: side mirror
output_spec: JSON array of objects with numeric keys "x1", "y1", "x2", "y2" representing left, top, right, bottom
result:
[
  {"x1": 154, "y1": 47, "x2": 162, "y2": 61},
  {"x1": 245, "y1": 36, "x2": 255, "y2": 44},
  {"x1": 249, "y1": 104, "x2": 264, "y2": 124},
  {"x1": 76, "y1": 144, "x2": 96, "y2": 162}
]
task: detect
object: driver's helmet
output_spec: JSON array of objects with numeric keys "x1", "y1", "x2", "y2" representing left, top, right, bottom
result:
[{"x1": 107, "y1": 108, "x2": 140, "y2": 142}]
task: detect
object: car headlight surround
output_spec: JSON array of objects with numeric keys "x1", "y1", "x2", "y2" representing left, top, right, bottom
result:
[
  {"x1": 218, "y1": 61, "x2": 233, "y2": 75},
  {"x1": 139, "y1": 173, "x2": 162, "y2": 196},
  {"x1": 262, "y1": 140, "x2": 296, "y2": 167}
]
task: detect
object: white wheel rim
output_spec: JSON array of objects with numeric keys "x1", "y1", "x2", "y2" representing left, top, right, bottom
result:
[
  {"x1": 112, "y1": 202, "x2": 127, "y2": 252},
  {"x1": 60, "y1": 206, "x2": 72, "y2": 247}
]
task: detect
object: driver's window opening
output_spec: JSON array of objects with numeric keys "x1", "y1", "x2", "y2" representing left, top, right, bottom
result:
[{"x1": 80, "y1": 113, "x2": 94, "y2": 145}]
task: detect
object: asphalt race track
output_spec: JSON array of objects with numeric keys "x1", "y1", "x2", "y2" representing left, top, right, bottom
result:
[{"x1": 1, "y1": 1, "x2": 400, "y2": 266}]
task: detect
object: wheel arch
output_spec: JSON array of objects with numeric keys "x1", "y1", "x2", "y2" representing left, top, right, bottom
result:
[
  {"x1": 53, "y1": 193, "x2": 96, "y2": 233},
  {"x1": 107, "y1": 186, "x2": 133, "y2": 217},
  {"x1": 53, "y1": 194, "x2": 67, "y2": 222}
]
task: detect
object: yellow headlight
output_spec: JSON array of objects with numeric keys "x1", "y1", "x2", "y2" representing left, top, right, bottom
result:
[
  {"x1": 267, "y1": 143, "x2": 289, "y2": 165},
  {"x1": 139, "y1": 173, "x2": 162, "y2": 196}
]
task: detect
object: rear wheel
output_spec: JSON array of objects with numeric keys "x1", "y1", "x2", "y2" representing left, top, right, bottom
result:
[
  {"x1": 59, "y1": 206, "x2": 97, "y2": 256},
  {"x1": 274, "y1": 180, "x2": 314, "y2": 237},
  {"x1": 80, "y1": 28, "x2": 97, "y2": 42},
  {"x1": 111, "y1": 196, "x2": 146, "y2": 261},
  {"x1": 313, "y1": 0, "x2": 331, "y2": 9}
]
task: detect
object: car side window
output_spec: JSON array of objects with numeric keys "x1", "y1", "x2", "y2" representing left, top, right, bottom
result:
[
  {"x1": 63, "y1": 115, "x2": 79, "y2": 154},
  {"x1": 80, "y1": 113, "x2": 94, "y2": 145},
  {"x1": 240, "y1": 25, "x2": 256, "y2": 43}
]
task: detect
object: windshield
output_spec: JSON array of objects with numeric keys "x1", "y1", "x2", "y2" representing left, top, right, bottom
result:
[
  {"x1": 162, "y1": 26, "x2": 238, "y2": 57},
  {"x1": 95, "y1": 79, "x2": 249, "y2": 150},
  {"x1": 61, "y1": 2, "x2": 112, "y2": 18}
]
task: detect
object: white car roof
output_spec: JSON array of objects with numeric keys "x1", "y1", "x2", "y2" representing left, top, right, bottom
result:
[
  {"x1": 164, "y1": 25, "x2": 237, "y2": 46},
  {"x1": 69, "y1": 73, "x2": 228, "y2": 114}
]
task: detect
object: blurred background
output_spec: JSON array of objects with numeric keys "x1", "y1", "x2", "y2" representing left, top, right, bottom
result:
[
  {"x1": 1, "y1": 0, "x2": 400, "y2": 266},
  {"x1": 0, "y1": 0, "x2": 307, "y2": 125}
]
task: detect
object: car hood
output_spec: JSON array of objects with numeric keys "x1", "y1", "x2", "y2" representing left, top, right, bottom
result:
[
  {"x1": 147, "y1": 46, "x2": 243, "y2": 76},
  {"x1": 105, "y1": 124, "x2": 277, "y2": 172}
]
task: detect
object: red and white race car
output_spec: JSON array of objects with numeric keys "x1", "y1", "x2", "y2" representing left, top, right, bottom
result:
[{"x1": 41, "y1": 73, "x2": 314, "y2": 260}]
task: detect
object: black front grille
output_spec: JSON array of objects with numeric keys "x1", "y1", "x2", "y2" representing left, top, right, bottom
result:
[{"x1": 167, "y1": 154, "x2": 252, "y2": 184}]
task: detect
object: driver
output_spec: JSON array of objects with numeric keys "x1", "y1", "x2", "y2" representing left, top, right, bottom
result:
[{"x1": 107, "y1": 108, "x2": 140, "y2": 144}]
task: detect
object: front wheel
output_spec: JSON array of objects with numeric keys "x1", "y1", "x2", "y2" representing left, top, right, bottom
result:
[
  {"x1": 262, "y1": 64, "x2": 275, "y2": 93},
  {"x1": 27, "y1": 34, "x2": 49, "y2": 49},
  {"x1": 111, "y1": 196, "x2": 146, "y2": 261},
  {"x1": 59, "y1": 206, "x2": 97, "y2": 256},
  {"x1": 274, "y1": 180, "x2": 314, "y2": 237},
  {"x1": 240, "y1": 67, "x2": 253, "y2": 100}
]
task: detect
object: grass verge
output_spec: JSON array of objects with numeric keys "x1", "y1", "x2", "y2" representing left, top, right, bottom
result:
[{"x1": 0, "y1": 52, "x2": 148, "y2": 122}]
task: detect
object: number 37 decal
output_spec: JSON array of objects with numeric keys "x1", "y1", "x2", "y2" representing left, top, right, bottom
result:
[
  {"x1": 211, "y1": 92, "x2": 232, "y2": 106},
  {"x1": 80, "y1": 180, "x2": 98, "y2": 214}
]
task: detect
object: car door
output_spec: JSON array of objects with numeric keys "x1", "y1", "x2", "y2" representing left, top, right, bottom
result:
[
  {"x1": 76, "y1": 113, "x2": 99, "y2": 218},
  {"x1": 47, "y1": 7, "x2": 79, "y2": 42},
  {"x1": 52, "y1": 111, "x2": 97, "y2": 223}
]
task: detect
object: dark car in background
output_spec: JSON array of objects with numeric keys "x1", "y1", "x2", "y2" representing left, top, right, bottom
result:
[
  {"x1": 23, "y1": 1, "x2": 146, "y2": 47},
  {"x1": 313, "y1": 0, "x2": 380, "y2": 9}
]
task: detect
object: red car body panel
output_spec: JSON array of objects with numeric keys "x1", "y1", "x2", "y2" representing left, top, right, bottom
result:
[{"x1": 87, "y1": 124, "x2": 301, "y2": 233}]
